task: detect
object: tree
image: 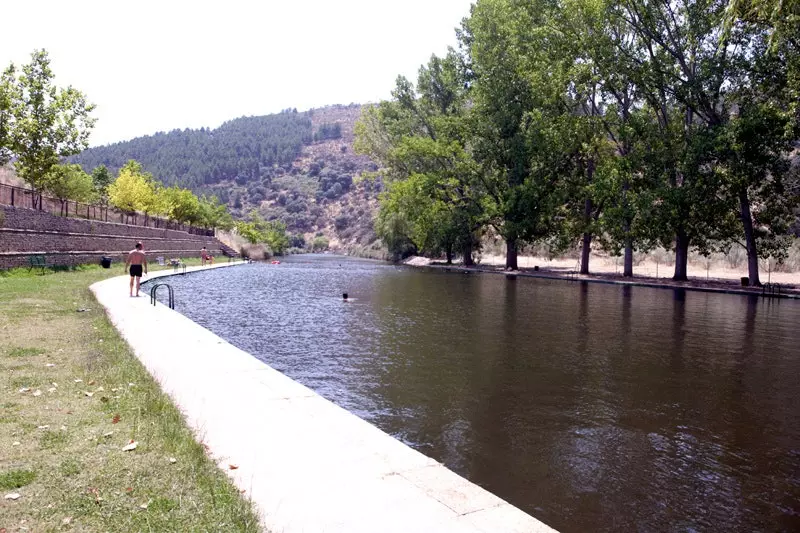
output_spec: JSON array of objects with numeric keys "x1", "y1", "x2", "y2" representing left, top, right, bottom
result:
[
  {"x1": 91, "y1": 164, "x2": 113, "y2": 205},
  {"x1": 10, "y1": 50, "x2": 96, "y2": 205},
  {"x1": 197, "y1": 195, "x2": 234, "y2": 230},
  {"x1": 162, "y1": 186, "x2": 200, "y2": 223},
  {"x1": 43, "y1": 163, "x2": 96, "y2": 214},
  {"x1": 108, "y1": 160, "x2": 156, "y2": 221},
  {"x1": 356, "y1": 52, "x2": 485, "y2": 265},
  {"x1": 0, "y1": 65, "x2": 18, "y2": 166},
  {"x1": 461, "y1": 0, "x2": 570, "y2": 269}
]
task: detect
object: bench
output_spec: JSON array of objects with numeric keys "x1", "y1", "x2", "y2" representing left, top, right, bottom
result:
[{"x1": 28, "y1": 255, "x2": 46, "y2": 272}]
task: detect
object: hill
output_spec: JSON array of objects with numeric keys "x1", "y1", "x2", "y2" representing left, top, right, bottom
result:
[{"x1": 70, "y1": 105, "x2": 385, "y2": 257}]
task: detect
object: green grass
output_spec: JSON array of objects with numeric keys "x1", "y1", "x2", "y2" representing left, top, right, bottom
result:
[
  {"x1": 0, "y1": 262, "x2": 261, "y2": 532},
  {"x1": 0, "y1": 469, "x2": 36, "y2": 489}
]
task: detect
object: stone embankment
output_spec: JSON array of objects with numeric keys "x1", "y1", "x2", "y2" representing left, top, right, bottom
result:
[{"x1": 0, "y1": 204, "x2": 223, "y2": 268}]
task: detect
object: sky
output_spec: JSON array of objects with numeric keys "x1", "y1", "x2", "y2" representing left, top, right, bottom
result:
[{"x1": 1, "y1": 0, "x2": 474, "y2": 147}]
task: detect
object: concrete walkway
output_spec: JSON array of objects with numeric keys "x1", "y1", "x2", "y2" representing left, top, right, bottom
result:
[{"x1": 91, "y1": 263, "x2": 556, "y2": 533}]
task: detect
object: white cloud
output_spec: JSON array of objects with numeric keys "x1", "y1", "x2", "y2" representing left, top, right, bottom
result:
[{"x1": 0, "y1": 0, "x2": 473, "y2": 146}]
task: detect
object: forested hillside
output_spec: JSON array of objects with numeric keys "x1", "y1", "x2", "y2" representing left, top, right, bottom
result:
[
  {"x1": 71, "y1": 110, "x2": 313, "y2": 189},
  {"x1": 71, "y1": 105, "x2": 384, "y2": 255}
]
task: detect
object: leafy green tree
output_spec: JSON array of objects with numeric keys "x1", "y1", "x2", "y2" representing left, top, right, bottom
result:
[
  {"x1": 356, "y1": 52, "x2": 485, "y2": 265},
  {"x1": 108, "y1": 160, "x2": 156, "y2": 220},
  {"x1": 10, "y1": 50, "x2": 96, "y2": 205},
  {"x1": 0, "y1": 65, "x2": 18, "y2": 166},
  {"x1": 461, "y1": 0, "x2": 570, "y2": 269},
  {"x1": 91, "y1": 164, "x2": 113, "y2": 205},
  {"x1": 197, "y1": 195, "x2": 234, "y2": 230},
  {"x1": 43, "y1": 163, "x2": 96, "y2": 214},
  {"x1": 162, "y1": 186, "x2": 200, "y2": 223},
  {"x1": 311, "y1": 235, "x2": 330, "y2": 252}
]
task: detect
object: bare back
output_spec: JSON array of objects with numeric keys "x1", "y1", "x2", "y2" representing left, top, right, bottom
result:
[{"x1": 127, "y1": 249, "x2": 146, "y2": 265}]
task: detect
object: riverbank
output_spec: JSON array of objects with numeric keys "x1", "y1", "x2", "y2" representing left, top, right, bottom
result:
[
  {"x1": 0, "y1": 262, "x2": 260, "y2": 532},
  {"x1": 405, "y1": 256, "x2": 800, "y2": 298}
]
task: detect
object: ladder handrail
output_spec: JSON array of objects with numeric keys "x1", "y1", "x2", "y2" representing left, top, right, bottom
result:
[{"x1": 150, "y1": 283, "x2": 175, "y2": 309}]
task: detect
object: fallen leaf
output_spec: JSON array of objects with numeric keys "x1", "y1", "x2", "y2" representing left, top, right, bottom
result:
[
  {"x1": 122, "y1": 441, "x2": 138, "y2": 452},
  {"x1": 4, "y1": 492, "x2": 21, "y2": 500},
  {"x1": 12, "y1": 441, "x2": 20, "y2": 446},
  {"x1": 37, "y1": 425, "x2": 49, "y2": 430},
  {"x1": 18, "y1": 387, "x2": 30, "y2": 393},
  {"x1": 111, "y1": 388, "x2": 118, "y2": 392},
  {"x1": 52, "y1": 382, "x2": 58, "y2": 387},
  {"x1": 74, "y1": 379, "x2": 83, "y2": 383},
  {"x1": 102, "y1": 431, "x2": 113, "y2": 438},
  {"x1": 125, "y1": 487, "x2": 133, "y2": 493},
  {"x1": 62, "y1": 517, "x2": 72, "y2": 525},
  {"x1": 169, "y1": 457, "x2": 177, "y2": 464},
  {"x1": 83, "y1": 391, "x2": 94, "y2": 398},
  {"x1": 32, "y1": 390, "x2": 42, "y2": 397},
  {"x1": 128, "y1": 383, "x2": 135, "y2": 387},
  {"x1": 100, "y1": 396, "x2": 109, "y2": 403},
  {"x1": 228, "y1": 464, "x2": 239, "y2": 470},
  {"x1": 139, "y1": 499, "x2": 151, "y2": 510},
  {"x1": 95, "y1": 386, "x2": 105, "y2": 392},
  {"x1": 48, "y1": 387, "x2": 57, "y2": 393},
  {"x1": 60, "y1": 425, "x2": 67, "y2": 431},
  {"x1": 45, "y1": 363, "x2": 56, "y2": 367},
  {"x1": 88, "y1": 380, "x2": 96, "y2": 386},
  {"x1": 112, "y1": 414, "x2": 121, "y2": 424}
]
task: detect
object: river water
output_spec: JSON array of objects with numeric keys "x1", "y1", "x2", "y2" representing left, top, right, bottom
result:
[{"x1": 147, "y1": 256, "x2": 800, "y2": 532}]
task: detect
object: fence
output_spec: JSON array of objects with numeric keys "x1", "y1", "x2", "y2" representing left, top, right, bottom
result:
[{"x1": 0, "y1": 182, "x2": 214, "y2": 236}]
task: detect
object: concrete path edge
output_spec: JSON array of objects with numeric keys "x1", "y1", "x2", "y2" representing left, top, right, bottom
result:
[{"x1": 90, "y1": 262, "x2": 557, "y2": 533}]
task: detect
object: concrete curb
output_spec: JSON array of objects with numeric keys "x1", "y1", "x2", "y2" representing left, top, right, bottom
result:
[
  {"x1": 91, "y1": 262, "x2": 556, "y2": 533},
  {"x1": 413, "y1": 263, "x2": 800, "y2": 300}
]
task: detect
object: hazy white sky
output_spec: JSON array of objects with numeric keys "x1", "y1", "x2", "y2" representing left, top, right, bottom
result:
[{"x1": 1, "y1": 0, "x2": 473, "y2": 147}]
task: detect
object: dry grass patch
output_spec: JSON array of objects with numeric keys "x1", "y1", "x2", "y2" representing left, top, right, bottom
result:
[{"x1": 0, "y1": 263, "x2": 260, "y2": 532}]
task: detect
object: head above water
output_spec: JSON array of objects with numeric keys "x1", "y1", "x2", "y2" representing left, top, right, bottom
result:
[
  {"x1": 135, "y1": 242, "x2": 143, "y2": 250},
  {"x1": 343, "y1": 293, "x2": 348, "y2": 300}
]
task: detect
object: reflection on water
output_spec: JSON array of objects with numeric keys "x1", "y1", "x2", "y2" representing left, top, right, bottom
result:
[{"x1": 147, "y1": 256, "x2": 800, "y2": 532}]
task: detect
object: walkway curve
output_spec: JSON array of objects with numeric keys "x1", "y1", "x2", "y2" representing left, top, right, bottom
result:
[{"x1": 91, "y1": 263, "x2": 556, "y2": 533}]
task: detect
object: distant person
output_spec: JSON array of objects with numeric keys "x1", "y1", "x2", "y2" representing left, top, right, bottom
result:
[
  {"x1": 125, "y1": 242, "x2": 148, "y2": 297},
  {"x1": 201, "y1": 247, "x2": 213, "y2": 265}
]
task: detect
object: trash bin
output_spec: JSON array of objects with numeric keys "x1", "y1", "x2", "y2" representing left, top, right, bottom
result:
[{"x1": 101, "y1": 256, "x2": 112, "y2": 269}]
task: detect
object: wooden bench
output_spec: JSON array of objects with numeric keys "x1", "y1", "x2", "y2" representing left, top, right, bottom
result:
[{"x1": 28, "y1": 255, "x2": 46, "y2": 272}]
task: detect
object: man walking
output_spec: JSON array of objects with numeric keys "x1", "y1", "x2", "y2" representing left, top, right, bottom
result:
[{"x1": 125, "y1": 242, "x2": 148, "y2": 297}]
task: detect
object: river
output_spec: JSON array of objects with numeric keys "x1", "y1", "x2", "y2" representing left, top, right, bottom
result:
[{"x1": 146, "y1": 255, "x2": 800, "y2": 532}]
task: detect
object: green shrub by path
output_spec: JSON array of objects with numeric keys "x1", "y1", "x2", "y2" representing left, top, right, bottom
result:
[{"x1": 0, "y1": 264, "x2": 261, "y2": 532}]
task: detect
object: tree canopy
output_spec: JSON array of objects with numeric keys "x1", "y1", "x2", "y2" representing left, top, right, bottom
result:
[{"x1": 357, "y1": 0, "x2": 799, "y2": 283}]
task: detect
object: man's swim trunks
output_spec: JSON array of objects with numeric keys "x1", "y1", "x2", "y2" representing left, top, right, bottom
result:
[{"x1": 130, "y1": 264, "x2": 143, "y2": 277}]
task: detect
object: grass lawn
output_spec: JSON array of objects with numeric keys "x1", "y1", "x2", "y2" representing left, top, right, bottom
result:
[{"x1": 0, "y1": 261, "x2": 261, "y2": 532}]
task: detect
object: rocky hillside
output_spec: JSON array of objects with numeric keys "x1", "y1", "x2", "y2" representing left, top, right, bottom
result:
[{"x1": 70, "y1": 105, "x2": 385, "y2": 257}]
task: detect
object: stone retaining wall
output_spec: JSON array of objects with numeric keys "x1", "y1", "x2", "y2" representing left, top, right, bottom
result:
[{"x1": 0, "y1": 205, "x2": 223, "y2": 269}]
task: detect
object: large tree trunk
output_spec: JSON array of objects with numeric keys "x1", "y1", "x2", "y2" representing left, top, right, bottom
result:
[
  {"x1": 624, "y1": 234, "x2": 633, "y2": 277},
  {"x1": 580, "y1": 231, "x2": 592, "y2": 275},
  {"x1": 739, "y1": 188, "x2": 761, "y2": 286},
  {"x1": 462, "y1": 241, "x2": 474, "y2": 267},
  {"x1": 506, "y1": 237, "x2": 518, "y2": 270},
  {"x1": 580, "y1": 197, "x2": 593, "y2": 275},
  {"x1": 673, "y1": 231, "x2": 690, "y2": 281}
]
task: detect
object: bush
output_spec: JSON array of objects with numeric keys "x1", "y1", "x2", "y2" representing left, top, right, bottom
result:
[
  {"x1": 240, "y1": 243, "x2": 271, "y2": 260},
  {"x1": 312, "y1": 236, "x2": 329, "y2": 252},
  {"x1": 334, "y1": 215, "x2": 350, "y2": 230}
]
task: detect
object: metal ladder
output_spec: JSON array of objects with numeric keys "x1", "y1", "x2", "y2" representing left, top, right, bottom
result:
[
  {"x1": 762, "y1": 283, "x2": 782, "y2": 298},
  {"x1": 150, "y1": 283, "x2": 175, "y2": 309}
]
